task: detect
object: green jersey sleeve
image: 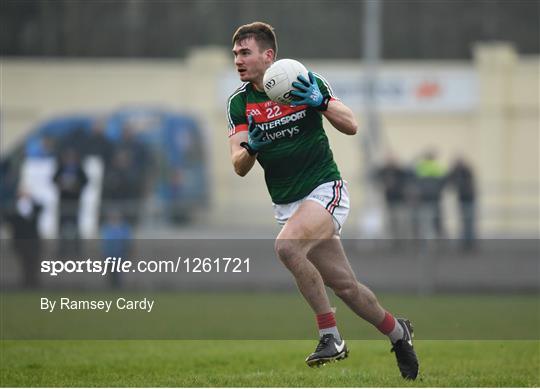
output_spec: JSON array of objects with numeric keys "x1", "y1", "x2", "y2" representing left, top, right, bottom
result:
[
  {"x1": 227, "y1": 84, "x2": 249, "y2": 137},
  {"x1": 313, "y1": 72, "x2": 339, "y2": 102}
]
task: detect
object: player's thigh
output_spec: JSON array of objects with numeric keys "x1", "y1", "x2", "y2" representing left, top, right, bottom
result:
[
  {"x1": 278, "y1": 200, "x2": 335, "y2": 240},
  {"x1": 307, "y1": 236, "x2": 358, "y2": 286},
  {"x1": 276, "y1": 200, "x2": 336, "y2": 255}
]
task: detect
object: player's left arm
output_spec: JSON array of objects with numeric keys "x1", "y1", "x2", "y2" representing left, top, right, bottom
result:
[
  {"x1": 322, "y1": 100, "x2": 357, "y2": 136},
  {"x1": 291, "y1": 71, "x2": 357, "y2": 135}
]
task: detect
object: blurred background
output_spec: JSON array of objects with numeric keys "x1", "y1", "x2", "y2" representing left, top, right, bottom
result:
[{"x1": 1, "y1": 0, "x2": 539, "y2": 295}]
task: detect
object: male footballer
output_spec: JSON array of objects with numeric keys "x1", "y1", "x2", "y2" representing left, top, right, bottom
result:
[{"x1": 227, "y1": 22, "x2": 419, "y2": 380}]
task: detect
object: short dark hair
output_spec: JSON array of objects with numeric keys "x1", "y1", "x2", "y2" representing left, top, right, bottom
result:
[{"x1": 232, "y1": 21, "x2": 277, "y2": 59}]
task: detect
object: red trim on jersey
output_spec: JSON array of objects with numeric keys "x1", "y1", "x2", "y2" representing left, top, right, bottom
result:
[
  {"x1": 377, "y1": 312, "x2": 396, "y2": 334},
  {"x1": 317, "y1": 312, "x2": 337, "y2": 330},
  {"x1": 229, "y1": 123, "x2": 248, "y2": 137},
  {"x1": 235, "y1": 124, "x2": 248, "y2": 132}
]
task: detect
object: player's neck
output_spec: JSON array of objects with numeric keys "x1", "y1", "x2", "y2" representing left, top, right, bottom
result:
[{"x1": 252, "y1": 80, "x2": 264, "y2": 92}]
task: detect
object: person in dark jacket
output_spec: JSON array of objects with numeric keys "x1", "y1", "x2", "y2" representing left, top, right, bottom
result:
[
  {"x1": 101, "y1": 210, "x2": 133, "y2": 289},
  {"x1": 448, "y1": 156, "x2": 477, "y2": 250},
  {"x1": 53, "y1": 148, "x2": 88, "y2": 253},
  {"x1": 5, "y1": 191, "x2": 43, "y2": 288},
  {"x1": 375, "y1": 154, "x2": 412, "y2": 243}
]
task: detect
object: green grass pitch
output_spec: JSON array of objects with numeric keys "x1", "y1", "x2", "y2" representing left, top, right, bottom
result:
[
  {"x1": 1, "y1": 340, "x2": 539, "y2": 387},
  {"x1": 1, "y1": 292, "x2": 539, "y2": 386}
]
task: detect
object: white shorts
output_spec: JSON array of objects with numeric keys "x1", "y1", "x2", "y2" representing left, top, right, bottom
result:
[{"x1": 272, "y1": 180, "x2": 350, "y2": 234}]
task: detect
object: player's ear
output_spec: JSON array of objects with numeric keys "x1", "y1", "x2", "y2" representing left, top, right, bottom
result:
[{"x1": 264, "y1": 48, "x2": 275, "y2": 63}]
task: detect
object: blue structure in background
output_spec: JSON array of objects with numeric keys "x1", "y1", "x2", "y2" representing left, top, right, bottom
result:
[
  {"x1": 24, "y1": 116, "x2": 93, "y2": 158},
  {"x1": 1, "y1": 108, "x2": 209, "y2": 223}
]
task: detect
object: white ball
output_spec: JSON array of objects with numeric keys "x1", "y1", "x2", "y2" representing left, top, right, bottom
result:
[{"x1": 263, "y1": 59, "x2": 309, "y2": 105}]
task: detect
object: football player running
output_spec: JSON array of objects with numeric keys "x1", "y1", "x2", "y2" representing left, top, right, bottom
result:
[{"x1": 227, "y1": 21, "x2": 419, "y2": 380}]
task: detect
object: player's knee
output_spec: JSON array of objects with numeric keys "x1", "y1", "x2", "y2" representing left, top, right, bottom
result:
[{"x1": 274, "y1": 239, "x2": 300, "y2": 263}]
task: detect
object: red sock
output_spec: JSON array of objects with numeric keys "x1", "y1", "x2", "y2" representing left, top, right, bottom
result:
[
  {"x1": 376, "y1": 311, "x2": 396, "y2": 334},
  {"x1": 316, "y1": 312, "x2": 337, "y2": 330}
]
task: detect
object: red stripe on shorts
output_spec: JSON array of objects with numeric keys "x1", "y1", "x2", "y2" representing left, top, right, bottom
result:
[{"x1": 327, "y1": 180, "x2": 343, "y2": 214}]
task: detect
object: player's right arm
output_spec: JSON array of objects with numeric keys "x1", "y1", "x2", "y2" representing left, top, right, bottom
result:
[
  {"x1": 227, "y1": 87, "x2": 258, "y2": 177},
  {"x1": 229, "y1": 132, "x2": 257, "y2": 177}
]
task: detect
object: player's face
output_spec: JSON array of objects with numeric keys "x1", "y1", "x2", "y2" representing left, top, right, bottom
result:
[{"x1": 232, "y1": 38, "x2": 272, "y2": 84}]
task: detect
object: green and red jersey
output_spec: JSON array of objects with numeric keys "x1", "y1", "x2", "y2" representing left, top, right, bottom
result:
[{"x1": 227, "y1": 73, "x2": 341, "y2": 204}]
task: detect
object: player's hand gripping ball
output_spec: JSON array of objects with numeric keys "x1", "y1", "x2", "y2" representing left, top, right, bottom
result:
[{"x1": 290, "y1": 71, "x2": 326, "y2": 110}]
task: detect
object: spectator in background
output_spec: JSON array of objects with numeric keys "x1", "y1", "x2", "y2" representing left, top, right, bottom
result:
[
  {"x1": 78, "y1": 118, "x2": 114, "y2": 221},
  {"x1": 101, "y1": 210, "x2": 133, "y2": 289},
  {"x1": 102, "y1": 150, "x2": 141, "y2": 225},
  {"x1": 53, "y1": 148, "x2": 88, "y2": 252},
  {"x1": 0, "y1": 158, "x2": 20, "y2": 211},
  {"x1": 448, "y1": 156, "x2": 477, "y2": 251},
  {"x1": 413, "y1": 149, "x2": 447, "y2": 240},
  {"x1": 4, "y1": 191, "x2": 43, "y2": 288},
  {"x1": 374, "y1": 153, "x2": 412, "y2": 245},
  {"x1": 60, "y1": 119, "x2": 114, "y2": 168},
  {"x1": 117, "y1": 124, "x2": 151, "y2": 178},
  {"x1": 83, "y1": 119, "x2": 114, "y2": 167},
  {"x1": 109, "y1": 123, "x2": 155, "y2": 223}
]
